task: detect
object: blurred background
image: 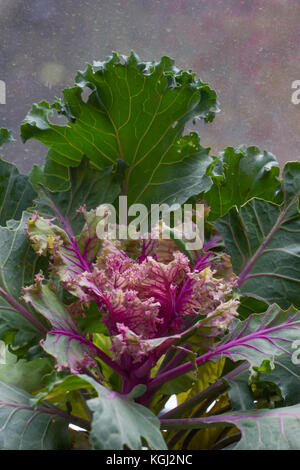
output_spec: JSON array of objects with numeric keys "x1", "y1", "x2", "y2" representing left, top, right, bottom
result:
[{"x1": 0, "y1": 0, "x2": 299, "y2": 172}]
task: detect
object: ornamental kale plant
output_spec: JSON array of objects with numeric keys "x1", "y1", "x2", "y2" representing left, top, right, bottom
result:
[{"x1": 0, "y1": 52, "x2": 300, "y2": 450}]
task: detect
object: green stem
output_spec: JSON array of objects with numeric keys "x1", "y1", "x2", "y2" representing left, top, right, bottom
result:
[
  {"x1": 210, "y1": 431, "x2": 241, "y2": 450},
  {"x1": 167, "y1": 396, "x2": 214, "y2": 449},
  {"x1": 161, "y1": 406, "x2": 232, "y2": 431}
]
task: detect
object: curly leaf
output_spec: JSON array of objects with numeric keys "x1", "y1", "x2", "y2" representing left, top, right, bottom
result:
[
  {"x1": 21, "y1": 52, "x2": 217, "y2": 207},
  {"x1": 203, "y1": 146, "x2": 281, "y2": 221}
]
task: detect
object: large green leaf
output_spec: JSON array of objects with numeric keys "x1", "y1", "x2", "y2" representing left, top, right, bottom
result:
[
  {"x1": 162, "y1": 404, "x2": 300, "y2": 450},
  {"x1": 42, "y1": 372, "x2": 94, "y2": 397},
  {"x1": 0, "y1": 303, "x2": 37, "y2": 346},
  {"x1": 81, "y1": 375, "x2": 167, "y2": 450},
  {"x1": 202, "y1": 146, "x2": 281, "y2": 221},
  {"x1": 29, "y1": 370, "x2": 95, "y2": 425},
  {"x1": 215, "y1": 162, "x2": 300, "y2": 308},
  {"x1": 21, "y1": 52, "x2": 217, "y2": 208},
  {"x1": 0, "y1": 380, "x2": 70, "y2": 449}
]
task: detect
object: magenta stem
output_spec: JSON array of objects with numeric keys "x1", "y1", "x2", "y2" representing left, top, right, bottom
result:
[
  {"x1": 49, "y1": 329, "x2": 127, "y2": 378},
  {"x1": 145, "y1": 316, "x2": 300, "y2": 398}
]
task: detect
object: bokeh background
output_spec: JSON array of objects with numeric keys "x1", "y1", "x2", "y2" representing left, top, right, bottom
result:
[{"x1": 0, "y1": 0, "x2": 299, "y2": 172}]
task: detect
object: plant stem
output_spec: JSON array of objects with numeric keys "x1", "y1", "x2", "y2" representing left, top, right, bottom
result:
[
  {"x1": 160, "y1": 361, "x2": 248, "y2": 420},
  {"x1": 170, "y1": 405, "x2": 231, "y2": 449},
  {"x1": 160, "y1": 414, "x2": 233, "y2": 431},
  {"x1": 157, "y1": 349, "x2": 188, "y2": 375},
  {"x1": 49, "y1": 202, "x2": 91, "y2": 272},
  {"x1": 164, "y1": 363, "x2": 247, "y2": 448},
  {"x1": 145, "y1": 313, "x2": 300, "y2": 400},
  {"x1": 50, "y1": 329, "x2": 127, "y2": 378},
  {"x1": 210, "y1": 431, "x2": 241, "y2": 450},
  {"x1": 166, "y1": 396, "x2": 215, "y2": 448},
  {"x1": 156, "y1": 348, "x2": 178, "y2": 375}
]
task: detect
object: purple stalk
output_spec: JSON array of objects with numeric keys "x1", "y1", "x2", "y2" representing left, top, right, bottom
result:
[
  {"x1": 0, "y1": 306, "x2": 19, "y2": 313},
  {"x1": 61, "y1": 252, "x2": 88, "y2": 270},
  {"x1": 48, "y1": 202, "x2": 75, "y2": 241},
  {"x1": 160, "y1": 406, "x2": 300, "y2": 430},
  {"x1": 68, "y1": 241, "x2": 91, "y2": 273},
  {"x1": 157, "y1": 348, "x2": 190, "y2": 376},
  {"x1": 0, "y1": 287, "x2": 48, "y2": 336},
  {"x1": 202, "y1": 235, "x2": 222, "y2": 252},
  {"x1": 243, "y1": 272, "x2": 300, "y2": 283},
  {"x1": 138, "y1": 239, "x2": 148, "y2": 264},
  {"x1": 48, "y1": 201, "x2": 91, "y2": 273},
  {"x1": 143, "y1": 314, "x2": 300, "y2": 399},
  {"x1": 49, "y1": 328, "x2": 127, "y2": 378}
]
